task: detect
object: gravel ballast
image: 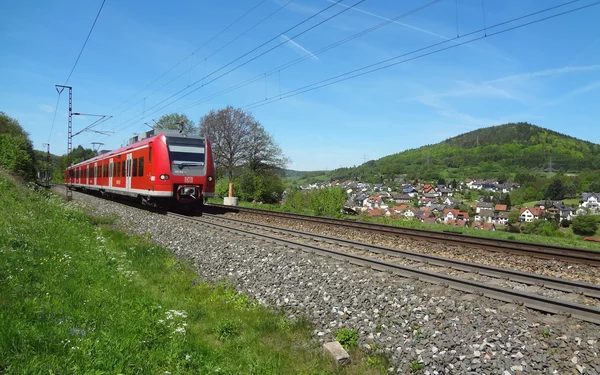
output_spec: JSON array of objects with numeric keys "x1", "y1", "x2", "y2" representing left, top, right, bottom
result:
[{"x1": 59, "y1": 189, "x2": 600, "y2": 374}]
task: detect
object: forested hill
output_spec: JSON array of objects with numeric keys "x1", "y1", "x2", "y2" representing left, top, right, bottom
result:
[
  {"x1": 444, "y1": 123, "x2": 597, "y2": 149},
  {"x1": 328, "y1": 122, "x2": 600, "y2": 181}
]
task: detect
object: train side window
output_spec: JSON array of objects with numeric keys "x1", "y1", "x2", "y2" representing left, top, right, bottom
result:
[
  {"x1": 138, "y1": 157, "x2": 144, "y2": 176},
  {"x1": 116, "y1": 162, "x2": 120, "y2": 177},
  {"x1": 132, "y1": 159, "x2": 138, "y2": 177},
  {"x1": 148, "y1": 147, "x2": 152, "y2": 163},
  {"x1": 122, "y1": 161, "x2": 126, "y2": 177}
]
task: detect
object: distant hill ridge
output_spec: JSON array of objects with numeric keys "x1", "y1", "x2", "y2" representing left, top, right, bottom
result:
[
  {"x1": 442, "y1": 122, "x2": 598, "y2": 149},
  {"x1": 305, "y1": 122, "x2": 600, "y2": 181}
]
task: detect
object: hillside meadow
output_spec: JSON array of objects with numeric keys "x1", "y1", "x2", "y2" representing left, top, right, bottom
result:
[{"x1": 0, "y1": 173, "x2": 387, "y2": 374}]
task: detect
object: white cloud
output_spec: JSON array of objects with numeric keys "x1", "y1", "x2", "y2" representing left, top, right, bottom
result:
[
  {"x1": 485, "y1": 65, "x2": 600, "y2": 84},
  {"x1": 545, "y1": 80, "x2": 600, "y2": 106},
  {"x1": 38, "y1": 104, "x2": 54, "y2": 113},
  {"x1": 280, "y1": 35, "x2": 320, "y2": 61}
]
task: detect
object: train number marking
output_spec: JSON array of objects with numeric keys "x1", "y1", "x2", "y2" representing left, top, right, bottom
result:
[{"x1": 184, "y1": 177, "x2": 193, "y2": 183}]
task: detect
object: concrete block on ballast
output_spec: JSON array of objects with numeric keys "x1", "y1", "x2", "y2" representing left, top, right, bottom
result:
[
  {"x1": 323, "y1": 341, "x2": 351, "y2": 367},
  {"x1": 223, "y1": 197, "x2": 239, "y2": 206}
]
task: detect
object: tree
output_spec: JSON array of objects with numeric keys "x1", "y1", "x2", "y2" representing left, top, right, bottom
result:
[
  {"x1": 199, "y1": 106, "x2": 288, "y2": 178},
  {"x1": 571, "y1": 215, "x2": 599, "y2": 236},
  {"x1": 154, "y1": 113, "x2": 197, "y2": 136},
  {"x1": 437, "y1": 177, "x2": 446, "y2": 186},
  {"x1": 0, "y1": 112, "x2": 36, "y2": 179},
  {"x1": 501, "y1": 193, "x2": 512, "y2": 210},
  {"x1": 564, "y1": 182, "x2": 576, "y2": 198},
  {"x1": 589, "y1": 181, "x2": 600, "y2": 193},
  {"x1": 508, "y1": 210, "x2": 520, "y2": 225},
  {"x1": 497, "y1": 172, "x2": 509, "y2": 184},
  {"x1": 545, "y1": 178, "x2": 565, "y2": 200},
  {"x1": 515, "y1": 172, "x2": 536, "y2": 186}
]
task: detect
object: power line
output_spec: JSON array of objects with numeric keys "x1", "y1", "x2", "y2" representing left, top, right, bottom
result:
[
  {"x1": 105, "y1": 0, "x2": 358, "y2": 135},
  {"x1": 113, "y1": 0, "x2": 270, "y2": 112},
  {"x1": 64, "y1": 0, "x2": 106, "y2": 85},
  {"x1": 173, "y1": 0, "x2": 442, "y2": 113},
  {"x1": 116, "y1": 0, "x2": 297, "y2": 119},
  {"x1": 242, "y1": 0, "x2": 596, "y2": 110}
]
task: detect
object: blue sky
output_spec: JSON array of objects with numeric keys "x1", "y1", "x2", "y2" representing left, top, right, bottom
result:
[{"x1": 1, "y1": 0, "x2": 599, "y2": 171}]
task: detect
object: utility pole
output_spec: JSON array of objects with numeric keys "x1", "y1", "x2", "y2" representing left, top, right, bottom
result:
[
  {"x1": 91, "y1": 142, "x2": 104, "y2": 156},
  {"x1": 55, "y1": 85, "x2": 72, "y2": 201},
  {"x1": 42, "y1": 143, "x2": 50, "y2": 187},
  {"x1": 55, "y1": 84, "x2": 113, "y2": 201}
]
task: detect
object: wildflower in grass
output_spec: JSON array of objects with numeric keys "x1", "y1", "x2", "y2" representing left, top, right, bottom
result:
[
  {"x1": 185, "y1": 354, "x2": 191, "y2": 361},
  {"x1": 173, "y1": 327, "x2": 186, "y2": 334}
]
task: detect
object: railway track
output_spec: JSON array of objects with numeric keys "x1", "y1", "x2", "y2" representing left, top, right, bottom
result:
[
  {"x1": 170, "y1": 211, "x2": 600, "y2": 325},
  {"x1": 207, "y1": 204, "x2": 600, "y2": 267}
]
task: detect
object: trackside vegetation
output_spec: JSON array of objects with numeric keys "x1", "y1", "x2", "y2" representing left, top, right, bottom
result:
[{"x1": 0, "y1": 173, "x2": 387, "y2": 374}]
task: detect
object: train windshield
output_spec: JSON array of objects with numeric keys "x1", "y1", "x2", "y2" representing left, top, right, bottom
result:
[{"x1": 166, "y1": 137, "x2": 206, "y2": 166}]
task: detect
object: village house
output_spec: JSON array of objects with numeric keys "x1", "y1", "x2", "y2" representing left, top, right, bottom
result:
[
  {"x1": 491, "y1": 211, "x2": 509, "y2": 225},
  {"x1": 402, "y1": 186, "x2": 418, "y2": 197},
  {"x1": 403, "y1": 208, "x2": 417, "y2": 219},
  {"x1": 519, "y1": 207, "x2": 544, "y2": 222},
  {"x1": 443, "y1": 197, "x2": 463, "y2": 206},
  {"x1": 436, "y1": 186, "x2": 453, "y2": 197},
  {"x1": 495, "y1": 204, "x2": 508, "y2": 212},
  {"x1": 421, "y1": 184, "x2": 436, "y2": 194},
  {"x1": 581, "y1": 192, "x2": 600, "y2": 211},
  {"x1": 363, "y1": 196, "x2": 382, "y2": 209},
  {"x1": 443, "y1": 208, "x2": 469, "y2": 222},
  {"x1": 390, "y1": 193, "x2": 412, "y2": 203},
  {"x1": 446, "y1": 219, "x2": 468, "y2": 227},
  {"x1": 474, "y1": 202, "x2": 495, "y2": 213},
  {"x1": 474, "y1": 222, "x2": 497, "y2": 231},
  {"x1": 474, "y1": 208, "x2": 493, "y2": 223}
]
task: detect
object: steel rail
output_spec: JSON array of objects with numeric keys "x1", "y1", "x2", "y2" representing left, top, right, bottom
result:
[
  {"x1": 207, "y1": 204, "x2": 600, "y2": 267},
  {"x1": 201, "y1": 213, "x2": 600, "y2": 299},
  {"x1": 168, "y1": 212, "x2": 600, "y2": 325}
]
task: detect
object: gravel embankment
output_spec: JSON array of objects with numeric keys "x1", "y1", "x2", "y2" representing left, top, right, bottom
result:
[
  {"x1": 58, "y1": 189, "x2": 600, "y2": 374},
  {"x1": 226, "y1": 212, "x2": 600, "y2": 285}
]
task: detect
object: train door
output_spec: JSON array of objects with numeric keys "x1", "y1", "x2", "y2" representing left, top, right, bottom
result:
[
  {"x1": 109, "y1": 158, "x2": 114, "y2": 187},
  {"x1": 126, "y1": 153, "x2": 132, "y2": 192}
]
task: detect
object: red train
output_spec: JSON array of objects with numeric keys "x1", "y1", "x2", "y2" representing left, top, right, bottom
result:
[{"x1": 65, "y1": 129, "x2": 215, "y2": 211}]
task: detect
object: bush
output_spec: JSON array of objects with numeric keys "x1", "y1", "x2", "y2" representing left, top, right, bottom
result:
[
  {"x1": 310, "y1": 187, "x2": 347, "y2": 218},
  {"x1": 215, "y1": 177, "x2": 234, "y2": 198},
  {"x1": 236, "y1": 171, "x2": 284, "y2": 204},
  {"x1": 560, "y1": 219, "x2": 572, "y2": 228},
  {"x1": 336, "y1": 328, "x2": 358, "y2": 349},
  {"x1": 521, "y1": 219, "x2": 559, "y2": 236},
  {"x1": 572, "y1": 215, "x2": 599, "y2": 236},
  {"x1": 282, "y1": 189, "x2": 313, "y2": 213},
  {"x1": 0, "y1": 112, "x2": 36, "y2": 179}
]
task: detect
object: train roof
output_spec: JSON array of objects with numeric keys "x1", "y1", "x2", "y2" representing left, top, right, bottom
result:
[{"x1": 68, "y1": 129, "x2": 206, "y2": 169}]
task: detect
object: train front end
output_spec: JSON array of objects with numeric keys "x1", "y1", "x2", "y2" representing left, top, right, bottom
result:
[{"x1": 157, "y1": 134, "x2": 215, "y2": 208}]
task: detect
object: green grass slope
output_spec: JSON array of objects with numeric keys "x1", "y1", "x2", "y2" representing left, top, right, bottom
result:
[{"x1": 0, "y1": 173, "x2": 386, "y2": 374}]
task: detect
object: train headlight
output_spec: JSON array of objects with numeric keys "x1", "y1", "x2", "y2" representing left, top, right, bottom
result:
[
  {"x1": 208, "y1": 176, "x2": 213, "y2": 182},
  {"x1": 160, "y1": 174, "x2": 170, "y2": 180}
]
